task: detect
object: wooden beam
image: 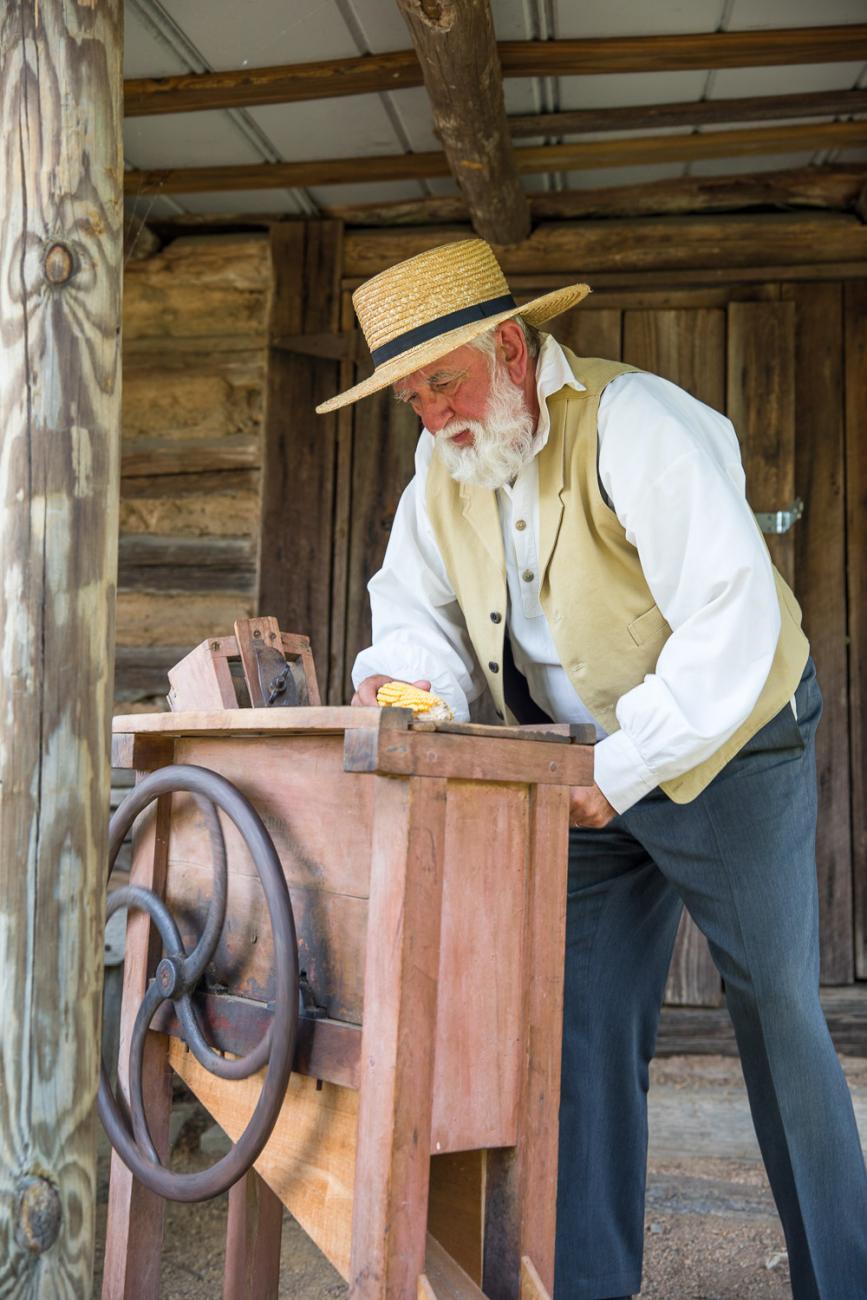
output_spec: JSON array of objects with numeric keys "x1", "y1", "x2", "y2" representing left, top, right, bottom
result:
[
  {"x1": 508, "y1": 87, "x2": 867, "y2": 138},
  {"x1": 0, "y1": 0, "x2": 123, "y2": 1290},
  {"x1": 343, "y1": 212, "x2": 867, "y2": 278},
  {"x1": 123, "y1": 120, "x2": 867, "y2": 197},
  {"x1": 394, "y1": 0, "x2": 529, "y2": 244},
  {"x1": 139, "y1": 166, "x2": 867, "y2": 232},
  {"x1": 122, "y1": 25, "x2": 867, "y2": 116},
  {"x1": 324, "y1": 165, "x2": 867, "y2": 227}
]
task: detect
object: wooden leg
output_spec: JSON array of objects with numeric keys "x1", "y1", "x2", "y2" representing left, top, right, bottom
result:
[
  {"x1": 483, "y1": 784, "x2": 571, "y2": 1300},
  {"x1": 102, "y1": 794, "x2": 173, "y2": 1300},
  {"x1": 223, "y1": 1169, "x2": 284, "y2": 1300},
  {"x1": 348, "y1": 775, "x2": 448, "y2": 1299}
]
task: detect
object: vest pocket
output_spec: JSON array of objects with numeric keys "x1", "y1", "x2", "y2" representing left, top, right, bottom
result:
[{"x1": 627, "y1": 603, "x2": 668, "y2": 647}]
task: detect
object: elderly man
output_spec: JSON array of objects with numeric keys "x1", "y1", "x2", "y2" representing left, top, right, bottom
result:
[{"x1": 317, "y1": 240, "x2": 867, "y2": 1300}]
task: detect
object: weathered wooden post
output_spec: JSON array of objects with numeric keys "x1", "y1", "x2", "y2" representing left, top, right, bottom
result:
[{"x1": 0, "y1": 1, "x2": 123, "y2": 1293}]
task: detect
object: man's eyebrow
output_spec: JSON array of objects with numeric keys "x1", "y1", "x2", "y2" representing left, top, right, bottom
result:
[{"x1": 393, "y1": 366, "x2": 467, "y2": 403}]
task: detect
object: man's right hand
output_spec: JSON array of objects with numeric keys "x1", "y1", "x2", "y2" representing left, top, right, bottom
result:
[{"x1": 351, "y1": 675, "x2": 432, "y2": 706}]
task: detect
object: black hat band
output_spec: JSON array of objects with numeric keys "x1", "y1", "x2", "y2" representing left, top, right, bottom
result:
[{"x1": 369, "y1": 293, "x2": 517, "y2": 367}]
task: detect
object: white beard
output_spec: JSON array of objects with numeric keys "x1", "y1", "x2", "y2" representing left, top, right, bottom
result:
[{"x1": 433, "y1": 360, "x2": 536, "y2": 490}]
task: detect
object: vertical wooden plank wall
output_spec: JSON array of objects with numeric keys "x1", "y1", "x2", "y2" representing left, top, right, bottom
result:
[
  {"x1": 620, "y1": 307, "x2": 727, "y2": 1008},
  {"x1": 342, "y1": 347, "x2": 419, "y2": 702},
  {"x1": 0, "y1": 0, "x2": 123, "y2": 1290},
  {"x1": 259, "y1": 221, "x2": 343, "y2": 697},
  {"x1": 788, "y1": 283, "x2": 853, "y2": 985},
  {"x1": 727, "y1": 300, "x2": 798, "y2": 590},
  {"x1": 845, "y1": 283, "x2": 867, "y2": 980}
]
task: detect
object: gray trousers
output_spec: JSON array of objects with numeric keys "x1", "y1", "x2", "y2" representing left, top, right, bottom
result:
[{"x1": 554, "y1": 660, "x2": 867, "y2": 1300}]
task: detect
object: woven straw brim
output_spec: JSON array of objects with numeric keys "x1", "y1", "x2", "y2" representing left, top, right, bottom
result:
[{"x1": 315, "y1": 281, "x2": 591, "y2": 414}]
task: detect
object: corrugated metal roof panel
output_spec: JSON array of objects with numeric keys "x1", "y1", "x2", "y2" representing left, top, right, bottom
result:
[
  {"x1": 553, "y1": 0, "x2": 726, "y2": 39},
  {"x1": 307, "y1": 180, "x2": 428, "y2": 206},
  {"x1": 153, "y1": 0, "x2": 360, "y2": 68},
  {"x1": 169, "y1": 189, "x2": 307, "y2": 215},
  {"x1": 727, "y1": 0, "x2": 867, "y2": 29},
  {"x1": 565, "y1": 162, "x2": 686, "y2": 188},
  {"x1": 124, "y1": 110, "x2": 267, "y2": 169},
  {"x1": 709, "y1": 62, "x2": 866, "y2": 98},
  {"x1": 556, "y1": 70, "x2": 709, "y2": 109},
  {"x1": 247, "y1": 97, "x2": 407, "y2": 163},
  {"x1": 687, "y1": 151, "x2": 819, "y2": 176}
]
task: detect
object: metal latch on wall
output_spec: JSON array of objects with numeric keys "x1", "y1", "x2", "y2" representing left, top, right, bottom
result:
[{"x1": 755, "y1": 498, "x2": 804, "y2": 535}]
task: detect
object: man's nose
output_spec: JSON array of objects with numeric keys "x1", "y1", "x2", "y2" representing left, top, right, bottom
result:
[{"x1": 418, "y1": 391, "x2": 453, "y2": 433}]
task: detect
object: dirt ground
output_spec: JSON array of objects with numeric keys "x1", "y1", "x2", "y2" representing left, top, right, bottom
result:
[{"x1": 94, "y1": 1054, "x2": 867, "y2": 1299}]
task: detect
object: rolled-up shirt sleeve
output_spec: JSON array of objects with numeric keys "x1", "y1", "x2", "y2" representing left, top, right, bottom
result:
[
  {"x1": 592, "y1": 374, "x2": 781, "y2": 813},
  {"x1": 351, "y1": 432, "x2": 485, "y2": 719}
]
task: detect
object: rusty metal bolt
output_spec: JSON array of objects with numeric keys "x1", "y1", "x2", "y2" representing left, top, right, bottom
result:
[
  {"x1": 43, "y1": 241, "x2": 76, "y2": 286},
  {"x1": 156, "y1": 956, "x2": 181, "y2": 998},
  {"x1": 15, "y1": 1177, "x2": 62, "y2": 1255}
]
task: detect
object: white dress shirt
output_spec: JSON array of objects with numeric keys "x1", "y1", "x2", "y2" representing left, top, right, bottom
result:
[{"x1": 352, "y1": 335, "x2": 782, "y2": 813}]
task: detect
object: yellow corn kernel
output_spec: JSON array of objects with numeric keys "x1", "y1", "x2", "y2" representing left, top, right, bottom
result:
[{"x1": 376, "y1": 681, "x2": 454, "y2": 722}]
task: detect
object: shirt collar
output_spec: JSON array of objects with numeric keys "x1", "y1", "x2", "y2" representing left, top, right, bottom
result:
[{"x1": 532, "y1": 333, "x2": 584, "y2": 455}]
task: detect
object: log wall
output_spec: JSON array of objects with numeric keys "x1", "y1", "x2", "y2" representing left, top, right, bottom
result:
[{"x1": 118, "y1": 234, "x2": 271, "y2": 710}]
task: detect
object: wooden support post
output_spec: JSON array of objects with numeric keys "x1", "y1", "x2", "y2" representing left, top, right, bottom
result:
[
  {"x1": 349, "y1": 775, "x2": 448, "y2": 1298},
  {"x1": 223, "y1": 1169, "x2": 284, "y2": 1300},
  {"x1": 0, "y1": 1, "x2": 123, "y2": 1292},
  {"x1": 101, "y1": 791, "x2": 174, "y2": 1300},
  {"x1": 394, "y1": 0, "x2": 530, "y2": 245}
]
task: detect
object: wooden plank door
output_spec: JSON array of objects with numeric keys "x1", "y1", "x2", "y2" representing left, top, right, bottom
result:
[
  {"x1": 729, "y1": 292, "x2": 853, "y2": 986},
  {"x1": 845, "y1": 283, "x2": 867, "y2": 981},
  {"x1": 618, "y1": 306, "x2": 727, "y2": 1007}
]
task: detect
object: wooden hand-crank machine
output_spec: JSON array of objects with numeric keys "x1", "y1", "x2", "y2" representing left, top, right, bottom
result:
[{"x1": 100, "y1": 617, "x2": 594, "y2": 1299}]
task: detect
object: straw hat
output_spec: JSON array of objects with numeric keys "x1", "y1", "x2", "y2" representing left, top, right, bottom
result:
[{"x1": 315, "y1": 238, "x2": 591, "y2": 414}]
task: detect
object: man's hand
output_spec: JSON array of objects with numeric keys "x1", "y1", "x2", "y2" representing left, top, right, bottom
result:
[
  {"x1": 351, "y1": 675, "x2": 432, "y2": 706},
  {"x1": 569, "y1": 783, "x2": 617, "y2": 829}
]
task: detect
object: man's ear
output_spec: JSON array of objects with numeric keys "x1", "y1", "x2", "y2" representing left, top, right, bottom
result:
[{"x1": 497, "y1": 319, "x2": 529, "y2": 384}]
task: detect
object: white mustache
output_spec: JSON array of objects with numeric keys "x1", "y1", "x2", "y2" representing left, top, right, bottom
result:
[{"x1": 434, "y1": 364, "x2": 536, "y2": 489}]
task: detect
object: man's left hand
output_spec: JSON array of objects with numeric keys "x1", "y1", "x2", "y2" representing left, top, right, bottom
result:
[{"x1": 569, "y1": 783, "x2": 617, "y2": 829}]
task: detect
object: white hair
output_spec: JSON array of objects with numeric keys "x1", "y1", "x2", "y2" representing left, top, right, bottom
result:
[{"x1": 468, "y1": 314, "x2": 542, "y2": 363}]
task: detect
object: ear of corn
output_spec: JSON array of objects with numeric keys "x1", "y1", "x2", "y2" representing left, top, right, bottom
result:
[{"x1": 376, "y1": 680, "x2": 454, "y2": 723}]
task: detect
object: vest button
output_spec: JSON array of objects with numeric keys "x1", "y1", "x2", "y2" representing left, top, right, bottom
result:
[
  {"x1": 490, "y1": 611, "x2": 502, "y2": 623},
  {"x1": 488, "y1": 661, "x2": 499, "y2": 674},
  {"x1": 495, "y1": 708, "x2": 504, "y2": 720},
  {"x1": 522, "y1": 569, "x2": 534, "y2": 583}
]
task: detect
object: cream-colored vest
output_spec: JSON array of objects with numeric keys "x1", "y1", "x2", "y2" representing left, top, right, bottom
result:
[{"x1": 426, "y1": 347, "x2": 809, "y2": 803}]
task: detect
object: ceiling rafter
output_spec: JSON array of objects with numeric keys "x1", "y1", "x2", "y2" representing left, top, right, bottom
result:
[
  {"x1": 393, "y1": 0, "x2": 529, "y2": 245},
  {"x1": 508, "y1": 89, "x2": 867, "y2": 139},
  {"x1": 136, "y1": 168, "x2": 867, "y2": 235},
  {"x1": 123, "y1": 120, "x2": 867, "y2": 198},
  {"x1": 123, "y1": 25, "x2": 867, "y2": 117},
  {"x1": 319, "y1": 166, "x2": 867, "y2": 227}
]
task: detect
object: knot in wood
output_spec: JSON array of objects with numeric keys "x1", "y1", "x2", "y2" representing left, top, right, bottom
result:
[
  {"x1": 43, "y1": 241, "x2": 76, "y2": 286},
  {"x1": 410, "y1": 0, "x2": 455, "y2": 31},
  {"x1": 15, "y1": 1177, "x2": 62, "y2": 1255}
]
